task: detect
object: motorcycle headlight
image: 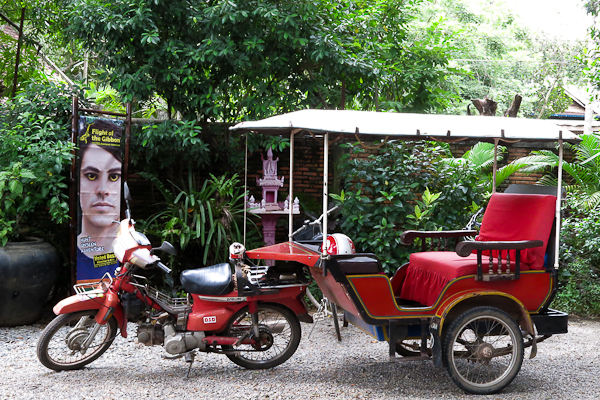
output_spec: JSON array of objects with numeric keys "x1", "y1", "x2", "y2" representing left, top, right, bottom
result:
[
  {"x1": 112, "y1": 237, "x2": 126, "y2": 263},
  {"x1": 131, "y1": 231, "x2": 151, "y2": 246}
]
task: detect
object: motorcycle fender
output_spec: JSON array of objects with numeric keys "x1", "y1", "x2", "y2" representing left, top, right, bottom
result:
[
  {"x1": 53, "y1": 293, "x2": 128, "y2": 338},
  {"x1": 277, "y1": 292, "x2": 313, "y2": 323}
]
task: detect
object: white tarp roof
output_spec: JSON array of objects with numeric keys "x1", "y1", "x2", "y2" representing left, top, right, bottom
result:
[{"x1": 231, "y1": 109, "x2": 581, "y2": 143}]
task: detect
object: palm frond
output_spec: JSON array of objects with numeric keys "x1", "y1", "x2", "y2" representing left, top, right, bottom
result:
[
  {"x1": 538, "y1": 175, "x2": 558, "y2": 186},
  {"x1": 584, "y1": 191, "x2": 600, "y2": 210}
]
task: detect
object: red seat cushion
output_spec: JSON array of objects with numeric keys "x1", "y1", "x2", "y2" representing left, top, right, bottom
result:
[
  {"x1": 400, "y1": 252, "x2": 531, "y2": 306},
  {"x1": 399, "y1": 193, "x2": 556, "y2": 306}
]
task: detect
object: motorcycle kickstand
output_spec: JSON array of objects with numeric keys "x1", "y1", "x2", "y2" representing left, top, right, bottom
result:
[
  {"x1": 162, "y1": 350, "x2": 197, "y2": 378},
  {"x1": 184, "y1": 351, "x2": 196, "y2": 379}
]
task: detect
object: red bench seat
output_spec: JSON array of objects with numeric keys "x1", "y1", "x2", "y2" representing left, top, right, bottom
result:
[{"x1": 399, "y1": 193, "x2": 556, "y2": 306}]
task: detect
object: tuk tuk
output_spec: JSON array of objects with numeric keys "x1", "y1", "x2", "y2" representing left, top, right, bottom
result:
[{"x1": 229, "y1": 110, "x2": 578, "y2": 394}]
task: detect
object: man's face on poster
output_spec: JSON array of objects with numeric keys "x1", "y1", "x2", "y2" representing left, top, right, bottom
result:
[{"x1": 80, "y1": 144, "x2": 121, "y2": 228}]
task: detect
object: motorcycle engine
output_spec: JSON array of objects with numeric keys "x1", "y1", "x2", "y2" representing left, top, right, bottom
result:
[
  {"x1": 121, "y1": 292, "x2": 146, "y2": 322},
  {"x1": 137, "y1": 323, "x2": 164, "y2": 346},
  {"x1": 163, "y1": 324, "x2": 206, "y2": 354}
]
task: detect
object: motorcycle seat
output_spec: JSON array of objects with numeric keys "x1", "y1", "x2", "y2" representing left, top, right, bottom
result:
[{"x1": 180, "y1": 263, "x2": 234, "y2": 296}]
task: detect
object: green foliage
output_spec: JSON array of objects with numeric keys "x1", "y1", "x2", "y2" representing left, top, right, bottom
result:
[
  {"x1": 415, "y1": 0, "x2": 585, "y2": 117},
  {"x1": 511, "y1": 134, "x2": 600, "y2": 210},
  {"x1": 140, "y1": 171, "x2": 259, "y2": 275},
  {"x1": 85, "y1": 82, "x2": 126, "y2": 113},
  {"x1": 405, "y1": 187, "x2": 442, "y2": 230},
  {"x1": 65, "y1": 0, "x2": 457, "y2": 119},
  {"x1": 443, "y1": 142, "x2": 505, "y2": 173},
  {"x1": 552, "y1": 205, "x2": 600, "y2": 315},
  {"x1": 6, "y1": 80, "x2": 85, "y2": 124},
  {"x1": 0, "y1": 80, "x2": 82, "y2": 242},
  {"x1": 332, "y1": 141, "x2": 484, "y2": 273},
  {"x1": 130, "y1": 120, "x2": 210, "y2": 175},
  {"x1": 441, "y1": 142, "x2": 531, "y2": 193},
  {"x1": 584, "y1": 1, "x2": 600, "y2": 97},
  {"x1": 0, "y1": 28, "x2": 44, "y2": 97}
]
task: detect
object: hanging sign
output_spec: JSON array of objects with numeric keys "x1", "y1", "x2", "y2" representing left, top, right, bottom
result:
[{"x1": 76, "y1": 116, "x2": 123, "y2": 283}]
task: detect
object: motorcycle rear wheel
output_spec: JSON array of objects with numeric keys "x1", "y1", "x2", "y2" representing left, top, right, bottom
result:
[
  {"x1": 37, "y1": 310, "x2": 117, "y2": 371},
  {"x1": 225, "y1": 304, "x2": 301, "y2": 369}
]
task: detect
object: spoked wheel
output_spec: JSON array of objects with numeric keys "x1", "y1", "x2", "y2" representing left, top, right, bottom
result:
[
  {"x1": 37, "y1": 310, "x2": 118, "y2": 371},
  {"x1": 443, "y1": 306, "x2": 524, "y2": 395},
  {"x1": 225, "y1": 304, "x2": 301, "y2": 369}
]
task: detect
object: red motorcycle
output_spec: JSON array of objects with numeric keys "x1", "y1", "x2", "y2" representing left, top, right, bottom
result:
[{"x1": 37, "y1": 186, "x2": 312, "y2": 373}]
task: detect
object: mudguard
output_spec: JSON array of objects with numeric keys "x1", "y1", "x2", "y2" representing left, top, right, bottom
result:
[{"x1": 53, "y1": 293, "x2": 128, "y2": 337}]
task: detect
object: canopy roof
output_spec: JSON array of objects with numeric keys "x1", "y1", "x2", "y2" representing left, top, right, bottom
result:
[{"x1": 230, "y1": 109, "x2": 581, "y2": 143}]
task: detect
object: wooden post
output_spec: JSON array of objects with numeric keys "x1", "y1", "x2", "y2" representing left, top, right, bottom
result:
[
  {"x1": 123, "y1": 102, "x2": 132, "y2": 183},
  {"x1": 11, "y1": 7, "x2": 25, "y2": 98},
  {"x1": 70, "y1": 96, "x2": 79, "y2": 290}
]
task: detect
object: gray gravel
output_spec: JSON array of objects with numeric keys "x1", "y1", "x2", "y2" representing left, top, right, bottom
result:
[{"x1": 1, "y1": 314, "x2": 599, "y2": 399}]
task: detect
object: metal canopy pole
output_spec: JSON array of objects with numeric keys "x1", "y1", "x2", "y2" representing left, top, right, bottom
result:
[
  {"x1": 243, "y1": 134, "x2": 248, "y2": 247},
  {"x1": 554, "y1": 139, "x2": 564, "y2": 269},
  {"x1": 492, "y1": 138, "x2": 499, "y2": 193},
  {"x1": 322, "y1": 132, "x2": 329, "y2": 256},
  {"x1": 288, "y1": 132, "x2": 295, "y2": 241}
]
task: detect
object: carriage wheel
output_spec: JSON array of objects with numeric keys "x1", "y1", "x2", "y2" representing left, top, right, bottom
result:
[{"x1": 443, "y1": 306, "x2": 524, "y2": 395}]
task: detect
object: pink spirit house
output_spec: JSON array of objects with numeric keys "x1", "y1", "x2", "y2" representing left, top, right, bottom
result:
[{"x1": 247, "y1": 148, "x2": 300, "y2": 265}]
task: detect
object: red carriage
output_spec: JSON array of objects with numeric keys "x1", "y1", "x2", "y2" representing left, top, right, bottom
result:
[{"x1": 230, "y1": 110, "x2": 578, "y2": 394}]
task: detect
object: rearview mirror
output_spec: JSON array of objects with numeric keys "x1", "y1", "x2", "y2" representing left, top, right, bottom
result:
[
  {"x1": 123, "y1": 182, "x2": 133, "y2": 203},
  {"x1": 123, "y1": 182, "x2": 132, "y2": 219},
  {"x1": 153, "y1": 241, "x2": 177, "y2": 256}
]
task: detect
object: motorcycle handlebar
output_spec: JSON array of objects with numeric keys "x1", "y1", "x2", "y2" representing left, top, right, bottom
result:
[
  {"x1": 156, "y1": 261, "x2": 172, "y2": 274},
  {"x1": 292, "y1": 206, "x2": 339, "y2": 236}
]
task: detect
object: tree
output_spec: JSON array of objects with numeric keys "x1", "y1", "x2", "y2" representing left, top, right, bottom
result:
[
  {"x1": 585, "y1": 1, "x2": 600, "y2": 98},
  {"x1": 412, "y1": 0, "x2": 585, "y2": 117},
  {"x1": 0, "y1": 0, "x2": 92, "y2": 94},
  {"x1": 64, "y1": 0, "x2": 458, "y2": 121}
]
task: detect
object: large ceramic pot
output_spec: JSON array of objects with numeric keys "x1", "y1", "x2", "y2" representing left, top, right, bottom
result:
[{"x1": 0, "y1": 238, "x2": 60, "y2": 326}]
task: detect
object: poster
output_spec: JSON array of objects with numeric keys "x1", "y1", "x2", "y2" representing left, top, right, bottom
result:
[{"x1": 76, "y1": 116, "x2": 123, "y2": 283}]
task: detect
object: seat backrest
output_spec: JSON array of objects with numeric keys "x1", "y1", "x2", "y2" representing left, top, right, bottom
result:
[
  {"x1": 504, "y1": 184, "x2": 561, "y2": 268},
  {"x1": 476, "y1": 191, "x2": 556, "y2": 270},
  {"x1": 335, "y1": 254, "x2": 384, "y2": 275}
]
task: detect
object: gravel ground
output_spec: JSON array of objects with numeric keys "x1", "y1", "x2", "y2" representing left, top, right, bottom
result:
[{"x1": 1, "y1": 314, "x2": 599, "y2": 400}]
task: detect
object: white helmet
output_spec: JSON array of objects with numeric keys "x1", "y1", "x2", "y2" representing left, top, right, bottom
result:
[{"x1": 321, "y1": 234, "x2": 356, "y2": 255}]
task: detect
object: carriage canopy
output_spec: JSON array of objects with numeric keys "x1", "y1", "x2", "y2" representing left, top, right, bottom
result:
[{"x1": 230, "y1": 109, "x2": 581, "y2": 143}]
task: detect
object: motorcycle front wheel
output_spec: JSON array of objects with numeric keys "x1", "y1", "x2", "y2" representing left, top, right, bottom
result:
[
  {"x1": 37, "y1": 310, "x2": 118, "y2": 371},
  {"x1": 225, "y1": 304, "x2": 301, "y2": 369}
]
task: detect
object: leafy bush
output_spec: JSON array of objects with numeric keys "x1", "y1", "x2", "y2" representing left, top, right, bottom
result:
[
  {"x1": 0, "y1": 31, "x2": 45, "y2": 97},
  {"x1": 130, "y1": 120, "x2": 210, "y2": 175},
  {"x1": 552, "y1": 204, "x2": 600, "y2": 315},
  {"x1": 0, "y1": 81, "x2": 85, "y2": 243},
  {"x1": 332, "y1": 141, "x2": 484, "y2": 274}
]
